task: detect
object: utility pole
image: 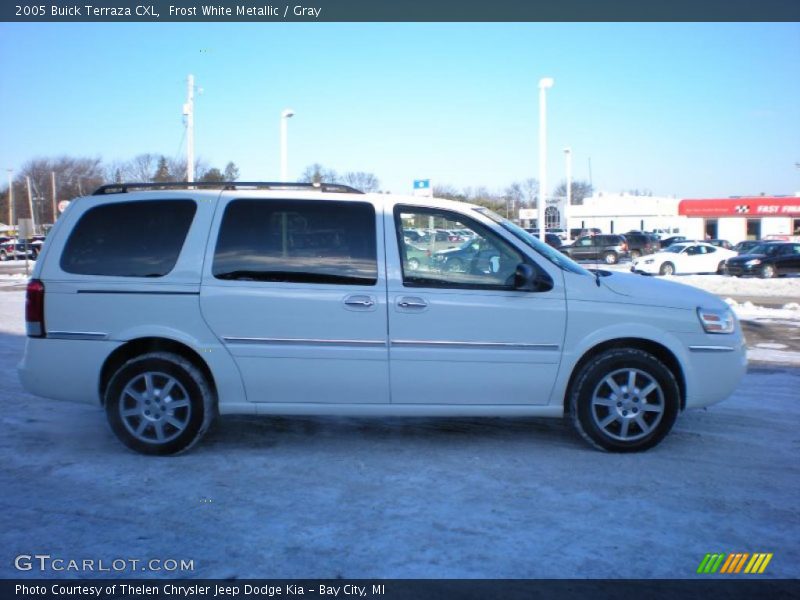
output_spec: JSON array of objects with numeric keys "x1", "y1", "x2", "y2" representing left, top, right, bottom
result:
[
  {"x1": 564, "y1": 147, "x2": 572, "y2": 232},
  {"x1": 6, "y1": 169, "x2": 12, "y2": 229},
  {"x1": 51, "y1": 171, "x2": 57, "y2": 224},
  {"x1": 183, "y1": 74, "x2": 195, "y2": 182},
  {"x1": 280, "y1": 109, "x2": 295, "y2": 181},
  {"x1": 538, "y1": 77, "x2": 554, "y2": 239},
  {"x1": 26, "y1": 176, "x2": 36, "y2": 233}
]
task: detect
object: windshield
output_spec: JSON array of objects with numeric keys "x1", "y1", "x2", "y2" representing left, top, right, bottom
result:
[
  {"x1": 749, "y1": 244, "x2": 780, "y2": 256},
  {"x1": 474, "y1": 208, "x2": 590, "y2": 276}
]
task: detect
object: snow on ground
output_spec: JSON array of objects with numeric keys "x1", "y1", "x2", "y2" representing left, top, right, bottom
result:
[
  {"x1": 603, "y1": 263, "x2": 800, "y2": 299},
  {"x1": 0, "y1": 290, "x2": 798, "y2": 579},
  {"x1": 1, "y1": 335, "x2": 798, "y2": 579},
  {"x1": 657, "y1": 273, "x2": 799, "y2": 299}
]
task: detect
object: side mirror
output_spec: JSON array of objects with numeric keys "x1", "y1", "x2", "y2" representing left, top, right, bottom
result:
[{"x1": 513, "y1": 263, "x2": 538, "y2": 291}]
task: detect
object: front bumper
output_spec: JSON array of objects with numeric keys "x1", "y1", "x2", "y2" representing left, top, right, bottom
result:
[{"x1": 723, "y1": 262, "x2": 760, "y2": 277}]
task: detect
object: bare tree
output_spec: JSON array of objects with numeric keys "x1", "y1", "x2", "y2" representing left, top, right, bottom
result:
[
  {"x1": 553, "y1": 179, "x2": 593, "y2": 205},
  {"x1": 299, "y1": 163, "x2": 340, "y2": 185},
  {"x1": 223, "y1": 162, "x2": 240, "y2": 181},
  {"x1": 199, "y1": 168, "x2": 224, "y2": 182},
  {"x1": 6, "y1": 156, "x2": 104, "y2": 225},
  {"x1": 342, "y1": 171, "x2": 380, "y2": 192}
]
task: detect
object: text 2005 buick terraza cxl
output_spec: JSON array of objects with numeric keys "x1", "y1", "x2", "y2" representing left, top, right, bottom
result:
[{"x1": 19, "y1": 182, "x2": 747, "y2": 455}]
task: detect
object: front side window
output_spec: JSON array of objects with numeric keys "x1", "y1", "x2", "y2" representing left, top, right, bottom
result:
[
  {"x1": 394, "y1": 206, "x2": 524, "y2": 289},
  {"x1": 213, "y1": 199, "x2": 377, "y2": 285},
  {"x1": 60, "y1": 200, "x2": 196, "y2": 277}
]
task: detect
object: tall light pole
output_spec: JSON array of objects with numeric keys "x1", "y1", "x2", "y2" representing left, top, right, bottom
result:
[
  {"x1": 538, "y1": 77, "x2": 554, "y2": 241},
  {"x1": 280, "y1": 108, "x2": 295, "y2": 181},
  {"x1": 51, "y1": 171, "x2": 57, "y2": 225},
  {"x1": 6, "y1": 169, "x2": 13, "y2": 229},
  {"x1": 564, "y1": 147, "x2": 572, "y2": 232},
  {"x1": 183, "y1": 74, "x2": 195, "y2": 182},
  {"x1": 26, "y1": 176, "x2": 36, "y2": 234}
]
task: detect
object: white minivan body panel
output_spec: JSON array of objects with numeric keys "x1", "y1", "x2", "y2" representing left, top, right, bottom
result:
[
  {"x1": 199, "y1": 193, "x2": 390, "y2": 405},
  {"x1": 21, "y1": 191, "x2": 248, "y2": 406},
  {"x1": 382, "y1": 203, "x2": 567, "y2": 406}
]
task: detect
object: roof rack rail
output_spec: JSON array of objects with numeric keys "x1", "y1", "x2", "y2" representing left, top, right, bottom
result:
[{"x1": 92, "y1": 181, "x2": 365, "y2": 195}]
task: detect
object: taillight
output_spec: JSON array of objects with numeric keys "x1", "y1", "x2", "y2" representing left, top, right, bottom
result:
[{"x1": 25, "y1": 279, "x2": 45, "y2": 338}]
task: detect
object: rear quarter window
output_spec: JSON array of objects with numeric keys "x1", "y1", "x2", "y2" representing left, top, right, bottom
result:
[{"x1": 60, "y1": 200, "x2": 197, "y2": 277}]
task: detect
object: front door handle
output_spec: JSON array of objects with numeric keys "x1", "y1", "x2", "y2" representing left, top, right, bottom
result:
[{"x1": 397, "y1": 296, "x2": 428, "y2": 309}]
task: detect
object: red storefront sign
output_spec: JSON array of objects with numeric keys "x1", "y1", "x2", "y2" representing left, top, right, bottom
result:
[{"x1": 678, "y1": 197, "x2": 800, "y2": 217}]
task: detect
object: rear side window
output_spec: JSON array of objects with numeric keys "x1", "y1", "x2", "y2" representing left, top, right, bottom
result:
[
  {"x1": 212, "y1": 199, "x2": 377, "y2": 285},
  {"x1": 60, "y1": 200, "x2": 197, "y2": 277}
]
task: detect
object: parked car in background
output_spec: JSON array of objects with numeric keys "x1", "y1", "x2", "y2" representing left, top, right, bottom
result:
[
  {"x1": 401, "y1": 243, "x2": 432, "y2": 271},
  {"x1": 0, "y1": 239, "x2": 36, "y2": 261},
  {"x1": 560, "y1": 234, "x2": 629, "y2": 264},
  {"x1": 569, "y1": 227, "x2": 601, "y2": 240},
  {"x1": 658, "y1": 236, "x2": 687, "y2": 249},
  {"x1": 722, "y1": 242, "x2": 800, "y2": 278},
  {"x1": 632, "y1": 242, "x2": 737, "y2": 276},
  {"x1": 733, "y1": 240, "x2": 763, "y2": 254},
  {"x1": 432, "y1": 237, "x2": 516, "y2": 273},
  {"x1": 704, "y1": 239, "x2": 734, "y2": 251},
  {"x1": 624, "y1": 232, "x2": 659, "y2": 259},
  {"x1": 524, "y1": 229, "x2": 562, "y2": 249}
]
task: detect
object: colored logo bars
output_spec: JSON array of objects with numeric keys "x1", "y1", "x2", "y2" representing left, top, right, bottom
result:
[{"x1": 697, "y1": 553, "x2": 773, "y2": 574}]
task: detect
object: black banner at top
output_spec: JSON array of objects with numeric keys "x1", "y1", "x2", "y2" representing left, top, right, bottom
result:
[{"x1": 2, "y1": 0, "x2": 800, "y2": 22}]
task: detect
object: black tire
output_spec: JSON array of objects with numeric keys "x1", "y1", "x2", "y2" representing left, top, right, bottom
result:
[
  {"x1": 717, "y1": 261, "x2": 725, "y2": 274},
  {"x1": 569, "y1": 348, "x2": 680, "y2": 452},
  {"x1": 0, "y1": 251, "x2": 7, "y2": 261},
  {"x1": 604, "y1": 251, "x2": 618, "y2": 265},
  {"x1": 659, "y1": 262, "x2": 675, "y2": 276},
  {"x1": 761, "y1": 264, "x2": 776, "y2": 279},
  {"x1": 408, "y1": 257, "x2": 420, "y2": 271},
  {"x1": 105, "y1": 352, "x2": 215, "y2": 455}
]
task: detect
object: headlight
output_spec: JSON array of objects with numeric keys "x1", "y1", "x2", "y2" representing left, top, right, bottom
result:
[
  {"x1": 644, "y1": 259, "x2": 654, "y2": 264},
  {"x1": 744, "y1": 259, "x2": 761, "y2": 266},
  {"x1": 697, "y1": 307, "x2": 735, "y2": 334}
]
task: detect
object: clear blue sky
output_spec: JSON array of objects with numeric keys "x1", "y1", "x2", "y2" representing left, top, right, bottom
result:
[{"x1": 1, "y1": 22, "x2": 798, "y2": 197}]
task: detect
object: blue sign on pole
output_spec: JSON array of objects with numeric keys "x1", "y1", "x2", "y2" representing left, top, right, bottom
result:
[{"x1": 413, "y1": 179, "x2": 431, "y2": 196}]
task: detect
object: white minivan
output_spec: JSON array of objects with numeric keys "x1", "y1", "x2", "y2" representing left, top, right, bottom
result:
[{"x1": 19, "y1": 183, "x2": 747, "y2": 454}]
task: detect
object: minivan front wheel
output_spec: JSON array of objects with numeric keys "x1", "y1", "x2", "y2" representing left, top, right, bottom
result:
[
  {"x1": 570, "y1": 348, "x2": 680, "y2": 452},
  {"x1": 105, "y1": 352, "x2": 215, "y2": 455}
]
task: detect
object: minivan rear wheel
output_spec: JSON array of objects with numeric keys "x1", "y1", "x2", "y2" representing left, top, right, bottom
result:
[
  {"x1": 603, "y1": 251, "x2": 618, "y2": 264},
  {"x1": 105, "y1": 352, "x2": 215, "y2": 455},
  {"x1": 570, "y1": 348, "x2": 680, "y2": 452}
]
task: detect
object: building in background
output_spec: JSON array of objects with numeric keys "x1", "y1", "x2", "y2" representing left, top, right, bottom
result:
[{"x1": 565, "y1": 193, "x2": 800, "y2": 242}]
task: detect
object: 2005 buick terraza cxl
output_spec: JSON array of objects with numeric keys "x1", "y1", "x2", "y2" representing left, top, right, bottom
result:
[{"x1": 19, "y1": 182, "x2": 747, "y2": 455}]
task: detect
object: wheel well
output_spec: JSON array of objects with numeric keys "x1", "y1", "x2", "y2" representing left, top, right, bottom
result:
[
  {"x1": 99, "y1": 338, "x2": 217, "y2": 405},
  {"x1": 564, "y1": 338, "x2": 686, "y2": 413}
]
